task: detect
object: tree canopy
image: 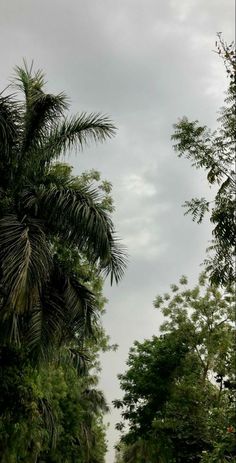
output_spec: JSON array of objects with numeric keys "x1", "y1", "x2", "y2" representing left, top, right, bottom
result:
[{"x1": 114, "y1": 275, "x2": 236, "y2": 462}]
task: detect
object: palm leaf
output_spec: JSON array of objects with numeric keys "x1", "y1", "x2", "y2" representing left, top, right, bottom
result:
[
  {"x1": 100, "y1": 234, "x2": 127, "y2": 284},
  {"x1": 0, "y1": 93, "x2": 21, "y2": 155},
  {"x1": 21, "y1": 91, "x2": 68, "y2": 155},
  {"x1": 62, "y1": 274, "x2": 97, "y2": 341},
  {"x1": 61, "y1": 346, "x2": 90, "y2": 375},
  {"x1": 82, "y1": 388, "x2": 109, "y2": 414},
  {"x1": 22, "y1": 185, "x2": 127, "y2": 283},
  {"x1": 39, "y1": 397, "x2": 58, "y2": 449},
  {"x1": 0, "y1": 214, "x2": 52, "y2": 314},
  {"x1": 25, "y1": 287, "x2": 65, "y2": 360},
  {"x1": 25, "y1": 264, "x2": 97, "y2": 359},
  {"x1": 0, "y1": 94, "x2": 22, "y2": 189},
  {"x1": 37, "y1": 112, "x2": 116, "y2": 162},
  {"x1": 0, "y1": 312, "x2": 21, "y2": 345}
]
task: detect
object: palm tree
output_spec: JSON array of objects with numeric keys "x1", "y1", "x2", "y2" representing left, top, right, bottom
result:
[{"x1": 0, "y1": 62, "x2": 126, "y2": 360}]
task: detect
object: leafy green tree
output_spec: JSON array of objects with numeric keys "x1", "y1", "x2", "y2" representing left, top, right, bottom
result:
[
  {"x1": 0, "y1": 62, "x2": 126, "y2": 360},
  {"x1": 114, "y1": 276, "x2": 235, "y2": 462},
  {"x1": 172, "y1": 35, "x2": 236, "y2": 285}
]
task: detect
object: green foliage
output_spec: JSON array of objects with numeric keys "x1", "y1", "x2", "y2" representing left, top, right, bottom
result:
[
  {"x1": 0, "y1": 62, "x2": 126, "y2": 360},
  {"x1": 115, "y1": 276, "x2": 236, "y2": 462},
  {"x1": 172, "y1": 35, "x2": 236, "y2": 285},
  {"x1": 0, "y1": 228, "x2": 112, "y2": 462},
  {"x1": 0, "y1": 231, "x2": 113, "y2": 461},
  {"x1": 0, "y1": 348, "x2": 108, "y2": 463}
]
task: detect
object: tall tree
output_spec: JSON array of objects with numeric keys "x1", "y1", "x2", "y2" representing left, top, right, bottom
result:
[
  {"x1": 172, "y1": 35, "x2": 236, "y2": 285},
  {"x1": 0, "y1": 62, "x2": 126, "y2": 360},
  {"x1": 0, "y1": 62, "x2": 126, "y2": 462}
]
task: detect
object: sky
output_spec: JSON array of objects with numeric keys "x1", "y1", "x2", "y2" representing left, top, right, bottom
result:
[{"x1": 0, "y1": 0, "x2": 234, "y2": 461}]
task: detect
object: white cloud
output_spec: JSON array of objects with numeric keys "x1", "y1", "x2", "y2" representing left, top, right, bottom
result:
[
  {"x1": 124, "y1": 228, "x2": 168, "y2": 259},
  {"x1": 170, "y1": 0, "x2": 197, "y2": 22},
  {"x1": 122, "y1": 173, "x2": 157, "y2": 197}
]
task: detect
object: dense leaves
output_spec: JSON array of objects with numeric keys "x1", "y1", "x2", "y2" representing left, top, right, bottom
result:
[
  {"x1": 114, "y1": 276, "x2": 236, "y2": 462},
  {"x1": 0, "y1": 347, "x2": 109, "y2": 463}
]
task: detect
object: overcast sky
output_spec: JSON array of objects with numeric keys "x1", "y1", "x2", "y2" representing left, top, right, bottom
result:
[{"x1": 0, "y1": 1, "x2": 234, "y2": 461}]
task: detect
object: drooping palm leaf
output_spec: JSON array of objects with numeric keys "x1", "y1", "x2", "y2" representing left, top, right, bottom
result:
[
  {"x1": 62, "y1": 274, "x2": 97, "y2": 341},
  {"x1": 25, "y1": 264, "x2": 97, "y2": 359},
  {"x1": 0, "y1": 312, "x2": 21, "y2": 345},
  {"x1": 63, "y1": 346, "x2": 90, "y2": 375},
  {"x1": 0, "y1": 94, "x2": 22, "y2": 189},
  {"x1": 0, "y1": 214, "x2": 52, "y2": 313},
  {"x1": 22, "y1": 185, "x2": 127, "y2": 283},
  {"x1": 38, "y1": 397, "x2": 58, "y2": 449},
  {"x1": 25, "y1": 287, "x2": 65, "y2": 359},
  {"x1": 0, "y1": 94, "x2": 20, "y2": 156},
  {"x1": 81, "y1": 388, "x2": 109, "y2": 414}
]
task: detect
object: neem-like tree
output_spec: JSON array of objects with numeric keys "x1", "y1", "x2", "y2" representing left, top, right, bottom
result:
[
  {"x1": 172, "y1": 34, "x2": 236, "y2": 285},
  {"x1": 0, "y1": 62, "x2": 126, "y2": 360}
]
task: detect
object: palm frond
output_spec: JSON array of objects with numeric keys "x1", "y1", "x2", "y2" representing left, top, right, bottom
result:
[
  {"x1": 38, "y1": 112, "x2": 116, "y2": 162},
  {"x1": 0, "y1": 214, "x2": 52, "y2": 314},
  {"x1": 21, "y1": 91, "x2": 68, "y2": 154},
  {"x1": 12, "y1": 62, "x2": 68, "y2": 156},
  {"x1": 100, "y1": 234, "x2": 128, "y2": 285},
  {"x1": 82, "y1": 388, "x2": 109, "y2": 414},
  {"x1": 39, "y1": 397, "x2": 58, "y2": 449},
  {"x1": 25, "y1": 277, "x2": 68, "y2": 361},
  {"x1": 22, "y1": 185, "x2": 127, "y2": 283},
  {"x1": 0, "y1": 94, "x2": 20, "y2": 154},
  {"x1": 0, "y1": 312, "x2": 21, "y2": 345},
  {"x1": 25, "y1": 264, "x2": 97, "y2": 359},
  {"x1": 62, "y1": 346, "x2": 90, "y2": 375},
  {"x1": 13, "y1": 60, "x2": 45, "y2": 95},
  {"x1": 0, "y1": 94, "x2": 22, "y2": 188},
  {"x1": 62, "y1": 274, "x2": 97, "y2": 341}
]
